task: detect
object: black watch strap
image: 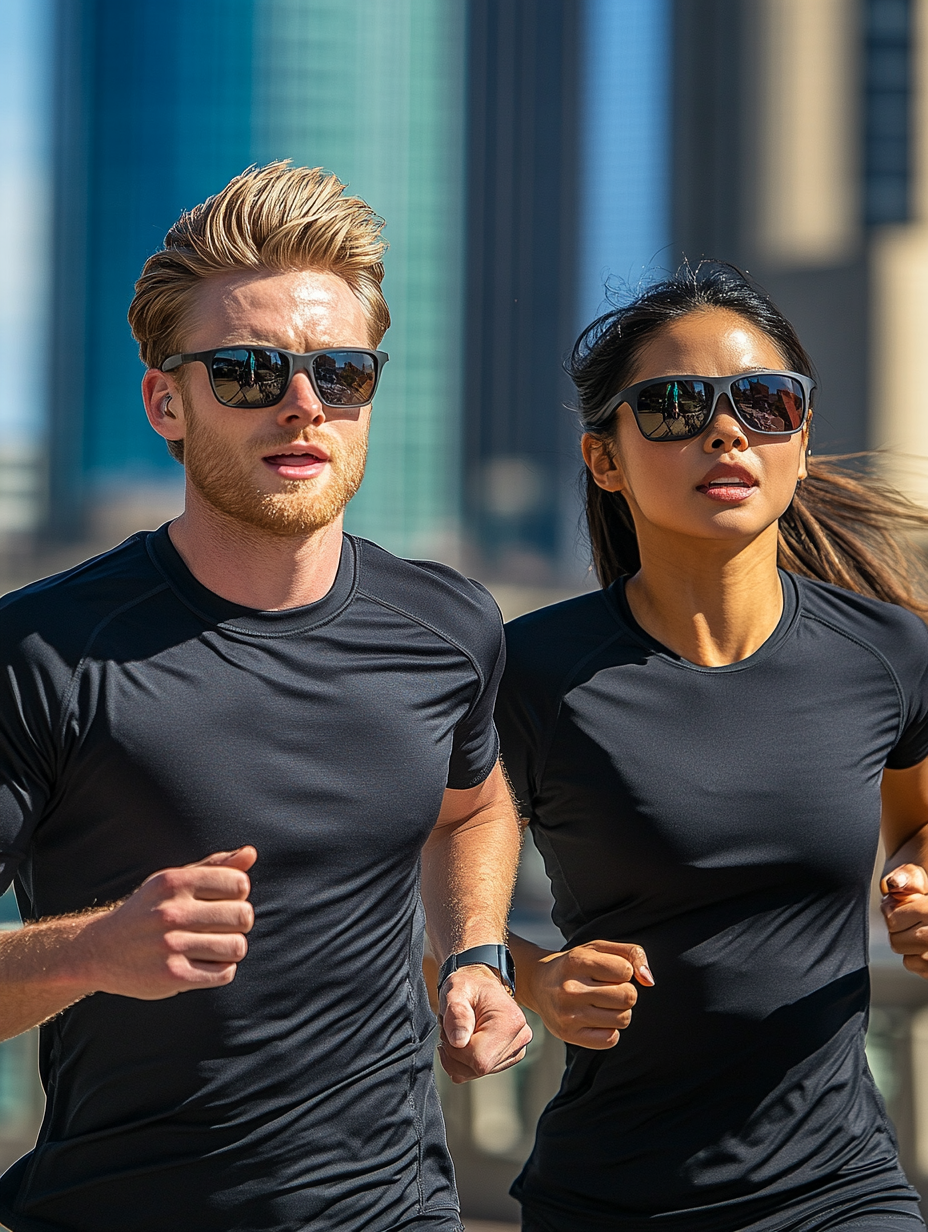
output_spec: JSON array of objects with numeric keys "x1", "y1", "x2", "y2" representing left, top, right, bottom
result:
[{"x1": 438, "y1": 943, "x2": 516, "y2": 997}]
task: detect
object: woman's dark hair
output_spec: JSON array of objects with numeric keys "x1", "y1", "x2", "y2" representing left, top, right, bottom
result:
[{"x1": 570, "y1": 260, "x2": 928, "y2": 615}]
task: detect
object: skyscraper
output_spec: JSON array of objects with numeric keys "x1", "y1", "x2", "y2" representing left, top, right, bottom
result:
[{"x1": 45, "y1": 0, "x2": 469, "y2": 560}]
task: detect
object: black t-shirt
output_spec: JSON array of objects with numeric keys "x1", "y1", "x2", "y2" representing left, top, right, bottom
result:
[
  {"x1": 0, "y1": 526, "x2": 504, "y2": 1232},
  {"x1": 496, "y1": 572, "x2": 928, "y2": 1232}
]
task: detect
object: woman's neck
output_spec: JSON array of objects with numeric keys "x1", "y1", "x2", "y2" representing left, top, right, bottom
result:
[{"x1": 624, "y1": 524, "x2": 783, "y2": 667}]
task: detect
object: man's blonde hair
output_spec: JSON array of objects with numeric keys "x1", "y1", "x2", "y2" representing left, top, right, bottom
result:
[{"x1": 128, "y1": 161, "x2": 390, "y2": 371}]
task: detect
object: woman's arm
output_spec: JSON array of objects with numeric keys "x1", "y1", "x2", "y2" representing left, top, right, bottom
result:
[
  {"x1": 880, "y1": 757, "x2": 928, "y2": 976},
  {"x1": 510, "y1": 931, "x2": 654, "y2": 1049}
]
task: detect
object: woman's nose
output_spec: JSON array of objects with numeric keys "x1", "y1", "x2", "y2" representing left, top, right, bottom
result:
[{"x1": 704, "y1": 396, "x2": 747, "y2": 451}]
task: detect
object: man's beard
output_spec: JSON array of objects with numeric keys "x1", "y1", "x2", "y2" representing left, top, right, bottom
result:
[{"x1": 183, "y1": 411, "x2": 368, "y2": 536}]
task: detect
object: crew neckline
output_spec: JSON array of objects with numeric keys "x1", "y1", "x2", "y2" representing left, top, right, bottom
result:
[
  {"x1": 145, "y1": 523, "x2": 359, "y2": 637},
  {"x1": 604, "y1": 569, "x2": 801, "y2": 673}
]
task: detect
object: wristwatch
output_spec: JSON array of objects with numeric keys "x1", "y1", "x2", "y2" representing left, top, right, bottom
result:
[{"x1": 438, "y1": 943, "x2": 516, "y2": 997}]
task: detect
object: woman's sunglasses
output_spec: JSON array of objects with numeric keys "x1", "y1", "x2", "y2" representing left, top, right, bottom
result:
[
  {"x1": 594, "y1": 370, "x2": 815, "y2": 442},
  {"x1": 161, "y1": 346, "x2": 389, "y2": 410}
]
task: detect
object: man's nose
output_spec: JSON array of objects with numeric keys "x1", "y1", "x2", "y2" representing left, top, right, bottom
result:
[
  {"x1": 276, "y1": 370, "x2": 326, "y2": 427},
  {"x1": 703, "y1": 396, "x2": 747, "y2": 451}
]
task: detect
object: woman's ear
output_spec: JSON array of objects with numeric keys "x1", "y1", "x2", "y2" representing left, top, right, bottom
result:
[
  {"x1": 582, "y1": 431, "x2": 626, "y2": 493},
  {"x1": 797, "y1": 413, "x2": 812, "y2": 482}
]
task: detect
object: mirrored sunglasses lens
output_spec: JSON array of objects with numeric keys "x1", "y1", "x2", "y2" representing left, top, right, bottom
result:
[
  {"x1": 732, "y1": 375, "x2": 805, "y2": 432},
  {"x1": 637, "y1": 381, "x2": 711, "y2": 439},
  {"x1": 312, "y1": 351, "x2": 377, "y2": 406},
  {"x1": 210, "y1": 349, "x2": 288, "y2": 407}
]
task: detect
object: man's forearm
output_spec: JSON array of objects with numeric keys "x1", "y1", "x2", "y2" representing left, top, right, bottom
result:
[
  {"x1": 421, "y1": 764, "x2": 522, "y2": 962},
  {"x1": 0, "y1": 913, "x2": 103, "y2": 1042}
]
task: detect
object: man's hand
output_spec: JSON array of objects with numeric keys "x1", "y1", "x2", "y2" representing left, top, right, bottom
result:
[
  {"x1": 437, "y1": 965, "x2": 533, "y2": 1084},
  {"x1": 514, "y1": 936, "x2": 654, "y2": 1049},
  {"x1": 881, "y1": 862, "x2": 928, "y2": 977},
  {"x1": 80, "y1": 846, "x2": 257, "y2": 999}
]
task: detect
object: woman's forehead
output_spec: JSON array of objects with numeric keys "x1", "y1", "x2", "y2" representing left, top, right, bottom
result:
[{"x1": 630, "y1": 309, "x2": 787, "y2": 382}]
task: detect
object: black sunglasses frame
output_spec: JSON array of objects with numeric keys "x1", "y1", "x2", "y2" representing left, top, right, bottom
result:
[
  {"x1": 161, "y1": 346, "x2": 389, "y2": 410},
  {"x1": 592, "y1": 369, "x2": 816, "y2": 441}
]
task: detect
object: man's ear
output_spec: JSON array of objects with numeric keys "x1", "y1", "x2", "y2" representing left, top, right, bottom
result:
[
  {"x1": 581, "y1": 431, "x2": 626, "y2": 494},
  {"x1": 142, "y1": 368, "x2": 186, "y2": 445}
]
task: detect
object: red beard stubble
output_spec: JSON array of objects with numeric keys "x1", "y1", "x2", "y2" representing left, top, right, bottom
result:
[{"x1": 183, "y1": 408, "x2": 369, "y2": 536}]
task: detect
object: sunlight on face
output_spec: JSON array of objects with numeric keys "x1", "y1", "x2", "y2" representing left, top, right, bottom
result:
[
  {"x1": 177, "y1": 268, "x2": 374, "y2": 536},
  {"x1": 585, "y1": 308, "x2": 810, "y2": 547}
]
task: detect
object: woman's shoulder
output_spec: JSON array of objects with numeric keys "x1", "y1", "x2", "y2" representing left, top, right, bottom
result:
[
  {"x1": 790, "y1": 571, "x2": 928, "y2": 660},
  {"x1": 503, "y1": 587, "x2": 638, "y2": 692}
]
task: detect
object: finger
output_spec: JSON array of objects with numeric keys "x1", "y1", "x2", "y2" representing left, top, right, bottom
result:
[
  {"x1": 191, "y1": 846, "x2": 258, "y2": 872},
  {"x1": 574, "y1": 982, "x2": 637, "y2": 1011},
  {"x1": 903, "y1": 953, "x2": 928, "y2": 977},
  {"x1": 186, "y1": 868, "x2": 253, "y2": 902},
  {"x1": 569, "y1": 1025, "x2": 621, "y2": 1049},
  {"x1": 884, "y1": 922, "x2": 928, "y2": 955},
  {"x1": 165, "y1": 931, "x2": 249, "y2": 963},
  {"x1": 442, "y1": 993, "x2": 477, "y2": 1050},
  {"x1": 164, "y1": 955, "x2": 240, "y2": 986},
  {"x1": 186, "y1": 901, "x2": 255, "y2": 932},
  {"x1": 560, "y1": 1006, "x2": 634, "y2": 1031},
  {"x1": 436, "y1": 1045, "x2": 481, "y2": 1083},
  {"x1": 881, "y1": 891, "x2": 928, "y2": 927},
  {"x1": 881, "y1": 863, "x2": 928, "y2": 898},
  {"x1": 477, "y1": 1046, "x2": 529, "y2": 1075},
  {"x1": 584, "y1": 941, "x2": 655, "y2": 986}
]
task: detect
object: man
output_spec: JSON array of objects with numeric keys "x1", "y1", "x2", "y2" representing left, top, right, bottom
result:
[{"x1": 0, "y1": 162, "x2": 530, "y2": 1232}]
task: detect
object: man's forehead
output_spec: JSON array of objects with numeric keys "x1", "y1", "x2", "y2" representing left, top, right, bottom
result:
[{"x1": 185, "y1": 267, "x2": 372, "y2": 350}]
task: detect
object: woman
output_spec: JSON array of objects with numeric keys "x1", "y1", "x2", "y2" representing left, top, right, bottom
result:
[{"x1": 497, "y1": 263, "x2": 928, "y2": 1232}]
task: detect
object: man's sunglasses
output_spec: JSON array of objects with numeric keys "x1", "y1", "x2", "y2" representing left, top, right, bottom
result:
[
  {"x1": 594, "y1": 370, "x2": 815, "y2": 442},
  {"x1": 161, "y1": 346, "x2": 389, "y2": 410}
]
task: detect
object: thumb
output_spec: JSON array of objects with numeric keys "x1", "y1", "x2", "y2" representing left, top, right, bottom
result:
[
  {"x1": 442, "y1": 990, "x2": 477, "y2": 1050},
  {"x1": 190, "y1": 845, "x2": 258, "y2": 872},
  {"x1": 881, "y1": 862, "x2": 928, "y2": 898}
]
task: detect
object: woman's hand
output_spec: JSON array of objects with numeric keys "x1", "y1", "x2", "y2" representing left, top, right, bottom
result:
[
  {"x1": 881, "y1": 862, "x2": 928, "y2": 976},
  {"x1": 510, "y1": 934, "x2": 654, "y2": 1049}
]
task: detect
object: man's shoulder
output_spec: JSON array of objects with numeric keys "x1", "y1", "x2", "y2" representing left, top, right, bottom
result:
[
  {"x1": 350, "y1": 535, "x2": 502, "y2": 659},
  {"x1": 0, "y1": 533, "x2": 168, "y2": 664}
]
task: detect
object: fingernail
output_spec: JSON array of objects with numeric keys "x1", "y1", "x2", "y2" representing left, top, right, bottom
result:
[
  {"x1": 640, "y1": 964, "x2": 655, "y2": 984},
  {"x1": 449, "y1": 1032, "x2": 467, "y2": 1047},
  {"x1": 891, "y1": 873, "x2": 908, "y2": 890}
]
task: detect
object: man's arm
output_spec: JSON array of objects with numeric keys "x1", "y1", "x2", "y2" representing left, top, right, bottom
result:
[
  {"x1": 880, "y1": 758, "x2": 928, "y2": 975},
  {"x1": 0, "y1": 847, "x2": 256, "y2": 1042},
  {"x1": 420, "y1": 762, "x2": 532, "y2": 1083}
]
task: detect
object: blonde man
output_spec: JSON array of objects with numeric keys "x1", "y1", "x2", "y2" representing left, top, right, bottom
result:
[{"x1": 0, "y1": 163, "x2": 530, "y2": 1232}]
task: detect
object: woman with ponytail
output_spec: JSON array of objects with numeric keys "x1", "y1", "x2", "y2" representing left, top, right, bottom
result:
[{"x1": 496, "y1": 262, "x2": 928, "y2": 1232}]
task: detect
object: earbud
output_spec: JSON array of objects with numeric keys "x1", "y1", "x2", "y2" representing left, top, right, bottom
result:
[{"x1": 162, "y1": 395, "x2": 175, "y2": 418}]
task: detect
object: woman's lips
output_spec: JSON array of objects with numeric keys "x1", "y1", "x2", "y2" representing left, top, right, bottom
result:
[
  {"x1": 696, "y1": 479, "x2": 757, "y2": 504},
  {"x1": 262, "y1": 453, "x2": 328, "y2": 480}
]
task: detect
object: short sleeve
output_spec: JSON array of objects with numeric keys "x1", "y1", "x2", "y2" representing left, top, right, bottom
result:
[
  {"x1": 0, "y1": 641, "x2": 57, "y2": 897},
  {"x1": 494, "y1": 625, "x2": 545, "y2": 820},
  {"x1": 446, "y1": 596, "x2": 505, "y2": 790},
  {"x1": 885, "y1": 611, "x2": 928, "y2": 770}
]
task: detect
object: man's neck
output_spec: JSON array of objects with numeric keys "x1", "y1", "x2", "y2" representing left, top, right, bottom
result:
[{"x1": 167, "y1": 486, "x2": 344, "y2": 611}]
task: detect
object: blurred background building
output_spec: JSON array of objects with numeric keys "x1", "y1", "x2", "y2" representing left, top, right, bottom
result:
[{"x1": 4, "y1": 0, "x2": 928, "y2": 1225}]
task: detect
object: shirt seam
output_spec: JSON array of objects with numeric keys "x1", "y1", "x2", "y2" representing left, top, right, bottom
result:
[
  {"x1": 801, "y1": 611, "x2": 908, "y2": 749},
  {"x1": 355, "y1": 588, "x2": 495, "y2": 719},
  {"x1": 56, "y1": 583, "x2": 172, "y2": 755}
]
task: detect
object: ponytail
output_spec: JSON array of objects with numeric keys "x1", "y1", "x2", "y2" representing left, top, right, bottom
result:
[{"x1": 572, "y1": 262, "x2": 928, "y2": 617}]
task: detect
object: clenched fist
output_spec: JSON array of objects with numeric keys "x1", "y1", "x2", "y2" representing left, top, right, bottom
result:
[
  {"x1": 512, "y1": 935, "x2": 654, "y2": 1049},
  {"x1": 882, "y1": 862, "x2": 928, "y2": 978},
  {"x1": 80, "y1": 846, "x2": 257, "y2": 999}
]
